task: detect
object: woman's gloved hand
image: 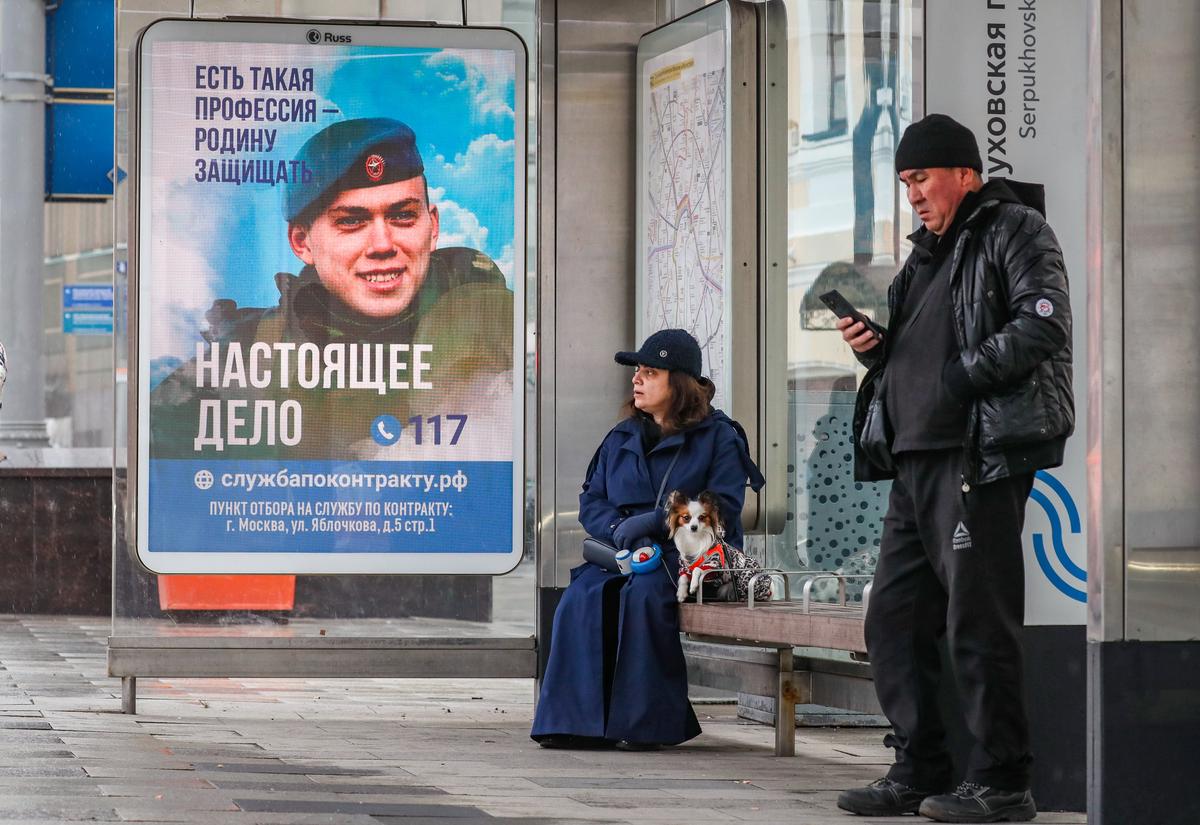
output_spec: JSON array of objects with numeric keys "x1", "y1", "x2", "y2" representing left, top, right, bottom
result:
[{"x1": 612, "y1": 510, "x2": 667, "y2": 551}]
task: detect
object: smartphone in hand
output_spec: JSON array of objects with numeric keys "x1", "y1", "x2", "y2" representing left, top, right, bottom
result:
[{"x1": 819, "y1": 290, "x2": 882, "y2": 339}]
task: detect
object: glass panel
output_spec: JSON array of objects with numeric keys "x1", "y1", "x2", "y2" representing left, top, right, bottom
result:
[
  {"x1": 764, "y1": 0, "x2": 921, "y2": 602},
  {"x1": 112, "y1": 0, "x2": 537, "y2": 640},
  {"x1": 43, "y1": 205, "x2": 115, "y2": 461}
]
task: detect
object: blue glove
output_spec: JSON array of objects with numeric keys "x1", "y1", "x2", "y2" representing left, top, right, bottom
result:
[{"x1": 612, "y1": 510, "x2": 667, "y2": 551}]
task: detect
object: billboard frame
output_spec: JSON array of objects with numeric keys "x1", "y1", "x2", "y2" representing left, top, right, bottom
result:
[{"x1": 127, "y1": 17, "x2": 528, "y2": 575}]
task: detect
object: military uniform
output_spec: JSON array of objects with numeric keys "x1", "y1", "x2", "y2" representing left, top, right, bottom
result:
[{"x1": 150, "y1": 246, "x2": 513, "y2": 460}]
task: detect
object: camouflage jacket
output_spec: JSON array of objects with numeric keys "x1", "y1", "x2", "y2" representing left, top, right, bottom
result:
[{"x1": 149, "y1": 247, "x2": 513, "y2": 460}]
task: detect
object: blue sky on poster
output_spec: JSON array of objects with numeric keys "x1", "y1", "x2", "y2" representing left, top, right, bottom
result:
[{"x1": 150, "y1": 44, "x2": 516, "y2": 367}]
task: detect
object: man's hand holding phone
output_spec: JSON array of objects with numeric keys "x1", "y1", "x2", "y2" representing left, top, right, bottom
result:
[
  {"x1": 837, "y1": 315, "x2": 882, "y2": 353},
  {"x1": 819, "y1": 290, "x2": 883, "y2": 353}
]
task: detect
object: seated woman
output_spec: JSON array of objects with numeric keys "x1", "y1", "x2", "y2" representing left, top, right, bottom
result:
[{"x1": 531, "y1": 329, "x2": 765, "y2": 750}]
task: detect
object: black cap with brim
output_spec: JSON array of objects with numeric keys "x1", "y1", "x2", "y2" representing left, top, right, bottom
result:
[{"x1": 614, "y1": 328, "x2": 703, "y2": 379}]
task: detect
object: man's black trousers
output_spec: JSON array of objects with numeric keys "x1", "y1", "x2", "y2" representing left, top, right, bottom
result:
[{"x1": 865, "y1": 448, "x2": 1035, "y2": 791}]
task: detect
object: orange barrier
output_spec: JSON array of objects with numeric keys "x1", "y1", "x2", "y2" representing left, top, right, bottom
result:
[{"x1": 157, "y1": 575, "x2": 296, "y2": 610}]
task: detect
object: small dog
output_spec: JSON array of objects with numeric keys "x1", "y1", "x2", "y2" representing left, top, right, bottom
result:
[{"x1": 666, "y1": 490, "x2": 729, "y2": 603}]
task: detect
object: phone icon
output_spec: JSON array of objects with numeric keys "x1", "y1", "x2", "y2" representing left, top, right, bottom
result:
[{"x1": 370, "y1": 414, "x2": 402, "y2": 446}]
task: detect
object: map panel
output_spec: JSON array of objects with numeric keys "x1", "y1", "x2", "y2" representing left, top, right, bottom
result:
[{"x1": 641, "y1": 29, "x2": 730, "y2": 409}]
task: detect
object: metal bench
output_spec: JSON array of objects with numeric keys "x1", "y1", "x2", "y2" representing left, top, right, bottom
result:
[{"x1": 679, "y1": 570, "x2": 872, "y2": 756}]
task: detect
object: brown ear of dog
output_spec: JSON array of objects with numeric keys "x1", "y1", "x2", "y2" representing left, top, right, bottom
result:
[
  {"x1": 665, "y1": 490, "x2": 690, "y2": 538},
  {"x1": 697, "y1": 490, "x2": 724, "y2": 533}
]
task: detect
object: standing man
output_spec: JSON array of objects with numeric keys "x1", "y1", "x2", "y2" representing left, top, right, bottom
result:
[{"x1": 836, "y1": 114, "x2": 1073, "y2": 823}]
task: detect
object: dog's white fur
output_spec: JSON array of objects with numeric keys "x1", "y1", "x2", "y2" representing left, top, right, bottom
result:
[{"x1": 666, "y1": 491, "x2": 722, "y2": 603}]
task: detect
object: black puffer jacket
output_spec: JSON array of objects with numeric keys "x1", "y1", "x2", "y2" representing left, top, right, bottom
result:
[{"x1": 853, "y1": 178, "x2": 1073, "y2": 485}]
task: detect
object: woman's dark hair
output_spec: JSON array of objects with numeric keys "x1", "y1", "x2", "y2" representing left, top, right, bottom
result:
[{"x1": 622, "y1": 370, "x2": 715, "y2": 434}]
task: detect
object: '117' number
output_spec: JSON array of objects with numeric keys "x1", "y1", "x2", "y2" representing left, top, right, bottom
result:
[{"x1": 407, "y1": 414, "x2": 467, "y2": 446}]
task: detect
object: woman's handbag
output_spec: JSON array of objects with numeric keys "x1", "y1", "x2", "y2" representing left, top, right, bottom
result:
[{"x1": 581, "y1": 538, "x2": 622, "y2": 573}]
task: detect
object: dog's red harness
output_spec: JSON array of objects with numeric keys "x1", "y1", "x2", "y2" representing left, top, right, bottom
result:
[{"x1": 680, "y1": 542, "x2": 728, "y2": 578}]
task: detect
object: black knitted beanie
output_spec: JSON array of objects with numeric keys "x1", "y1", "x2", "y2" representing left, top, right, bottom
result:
[{"x1": 895, "y1": 113, "x2": 982, "y2": 173}]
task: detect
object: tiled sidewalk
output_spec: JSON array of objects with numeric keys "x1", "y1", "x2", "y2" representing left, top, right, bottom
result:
[{"x1": 0, "y1": 616, "x2": 1086, "y2": 824}]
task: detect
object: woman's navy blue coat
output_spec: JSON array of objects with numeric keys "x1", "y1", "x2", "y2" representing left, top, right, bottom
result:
[{"x1": 531, "y1": 409, "x2": 765, "y2": 745}]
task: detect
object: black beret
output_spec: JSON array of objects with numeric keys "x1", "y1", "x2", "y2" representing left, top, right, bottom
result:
[
  {"x1": 284, "y1": 118, "x2": 425, "y2": 222},
  {"x1": 895, "y1": 113, "x2": 982, "y2": 174}
]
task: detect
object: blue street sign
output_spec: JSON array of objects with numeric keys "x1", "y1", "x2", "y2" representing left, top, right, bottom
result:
[
  {"x1": 45, "y1": 101, "x2": 115, "y2": 198},
  {"x1": 45, "y1": 0, "x2": 116, "y2": 200},
  {"x1": 63, "y1": 284, "x2": 114, "y2": 310},
  {"x1": 46, "y1": 0, "x2": 114, "y2": 91},
  {"x1": 63, "y1": 310, "x2": 113, "y2": 335}
]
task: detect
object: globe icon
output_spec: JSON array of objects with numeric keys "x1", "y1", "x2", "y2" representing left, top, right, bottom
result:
[{"x1": 193, "y1": 470, "x2": 214, "y2": 491}]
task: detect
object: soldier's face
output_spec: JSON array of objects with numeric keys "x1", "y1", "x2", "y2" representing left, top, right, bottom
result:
[{"x1": 288, "y1": 176, "x2": 439, "y2": 319}]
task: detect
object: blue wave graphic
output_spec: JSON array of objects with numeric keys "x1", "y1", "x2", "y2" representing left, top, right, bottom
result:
[
  {"x1": 1032, "y1": 534, "x2": 1087, "y2": 603},
  {"x1": 1028, "y1": 488, "x2": 1087, "y2": 581},
  {"x1": 1029, "y1": 471, "x2": 1086, "y2": 603},
  {"x1": 1034, "y1": 470, "x2": 1081, "y2": 533}
]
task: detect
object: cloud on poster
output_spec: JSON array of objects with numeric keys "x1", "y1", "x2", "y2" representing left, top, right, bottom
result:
[{"x1": 422, "y1": 49, "x2": 516, "y2": 123}]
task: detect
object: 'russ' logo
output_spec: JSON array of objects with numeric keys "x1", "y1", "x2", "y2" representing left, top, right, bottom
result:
[{"x1": 305, "y1": 29, "x2": 352, "y2": 45}]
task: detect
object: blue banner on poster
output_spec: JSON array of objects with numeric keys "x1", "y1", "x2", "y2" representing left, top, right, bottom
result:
[{"x1": 148, "y1": 459, "x2": 512, "y2": 553}]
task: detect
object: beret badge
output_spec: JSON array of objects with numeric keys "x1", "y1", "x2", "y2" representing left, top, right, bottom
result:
[{"x1": 365, "y1": 153, "x2": 385, "y2": 182}]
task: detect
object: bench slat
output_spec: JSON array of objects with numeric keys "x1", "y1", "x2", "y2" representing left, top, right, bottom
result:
[{"x1": 679, "y1": 603, "x2": 867, "y2": 654}]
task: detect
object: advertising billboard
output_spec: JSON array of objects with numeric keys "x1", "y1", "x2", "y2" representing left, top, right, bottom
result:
[
  {"x1": 927, "y1": 0, "x2": 1088, "y2": 624},
  {"x1": 132, "y1": 20, "x2": 526, "y2": 574}
]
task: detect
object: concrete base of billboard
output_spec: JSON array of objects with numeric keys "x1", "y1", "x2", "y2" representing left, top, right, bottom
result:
[
  {"x1": 1088, "y1": 640, "x2": 1200, "y2": 825},
  {"x1": 0, "y1": 468, "x2": 112, "y2": 614}
]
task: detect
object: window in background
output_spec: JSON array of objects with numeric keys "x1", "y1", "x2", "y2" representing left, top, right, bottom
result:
[
  {"x1": 826, "y1": 1, "x2": 848, "y2": 136},
  {"x1": 764, "y1": 0, "x2": 920, "y2": 599}
]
